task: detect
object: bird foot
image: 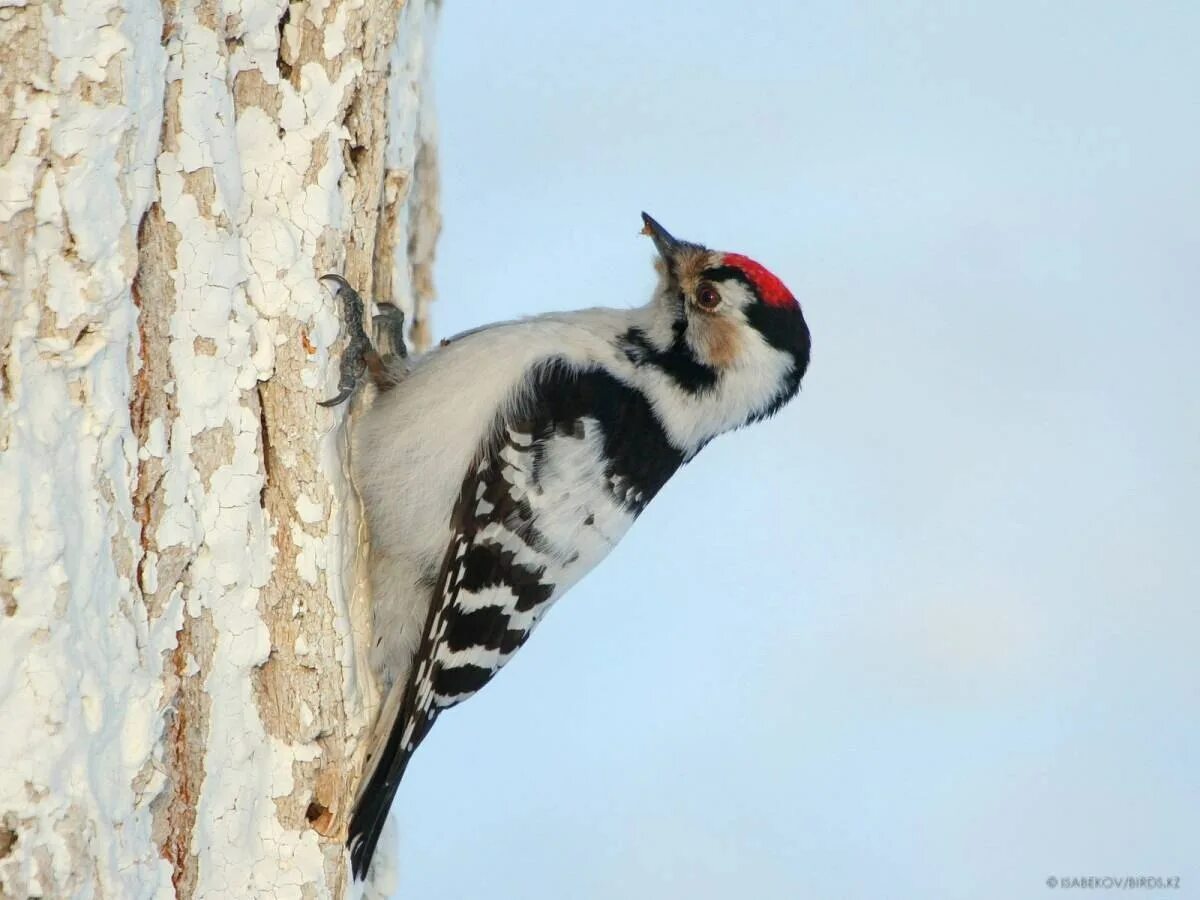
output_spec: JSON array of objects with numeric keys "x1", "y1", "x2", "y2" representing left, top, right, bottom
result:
[
  {"x1": 319, "y1": 274, "x2": 409, "y2": 407},
  {"x1": 372, "y1": 302, "x2": 408, "y2": 367}
]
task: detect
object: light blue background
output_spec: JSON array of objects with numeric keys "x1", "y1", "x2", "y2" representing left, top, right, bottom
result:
[{"x1": 394, "y1": 3, "x2": 1199, "y2": 898}]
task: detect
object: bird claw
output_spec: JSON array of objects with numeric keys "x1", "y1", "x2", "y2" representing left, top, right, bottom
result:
[
  {"x1": 317, "y1": 387, "x2": 355, "y2": 408},
  {"x1": 320, "y1": 274, "x2": 372, "y2": 407},
  {"x1": 320, "y1": 274, "x2": 409, "y2": 407},
  {"x1": 373, "y1": 303, "x2": 408, "y2": 363}
]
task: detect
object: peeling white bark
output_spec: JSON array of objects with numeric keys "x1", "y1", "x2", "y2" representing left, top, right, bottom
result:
[{"x1": 0, "y1": 0, "x2": 439, "y2": 896}]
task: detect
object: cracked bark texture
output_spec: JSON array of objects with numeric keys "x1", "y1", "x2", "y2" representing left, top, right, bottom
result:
[{"x1": 0, "y1": 0, "x2": 439, "y2": 897}]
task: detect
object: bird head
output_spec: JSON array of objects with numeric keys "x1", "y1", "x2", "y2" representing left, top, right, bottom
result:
[{"x1": 637, "y1": 212, "x2": 811, "y2": 428}]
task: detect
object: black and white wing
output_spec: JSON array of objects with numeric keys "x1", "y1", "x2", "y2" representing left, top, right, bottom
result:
[{"x1": 347, "y1": 362, "x2": 686, "y2": 878}]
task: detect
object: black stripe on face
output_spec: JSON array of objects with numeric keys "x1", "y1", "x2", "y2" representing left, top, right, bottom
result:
[
  {"x1": 701, "y1": 265, "x2": 752, "y2": 286},
  {"x1": 617, "y1": 324, "x2": 718, "y2": 395},
  {"x1": 433, "y1": 663, "x2": 492, "y2": 699},
  {"x1": 743, "y1": 302, "x2": 811, "y2": 372}
]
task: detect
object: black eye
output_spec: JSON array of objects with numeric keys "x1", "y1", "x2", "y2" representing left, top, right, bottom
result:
[{"x1": 696, "y1": 283, "x2": 721, "y2": 311}]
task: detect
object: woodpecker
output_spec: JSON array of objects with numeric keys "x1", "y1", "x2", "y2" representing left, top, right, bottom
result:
[{"x1": 326, "y1": 213, "x2": 811, "y2": 879}]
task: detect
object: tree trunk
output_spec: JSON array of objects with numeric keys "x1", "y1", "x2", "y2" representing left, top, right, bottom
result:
[{"x1": 0, "y1": 0, "x2": 439, "y2": 895}]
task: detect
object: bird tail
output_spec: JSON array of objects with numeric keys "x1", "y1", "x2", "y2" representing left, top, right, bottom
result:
[
  {"x1": 347, "y1": 727, "x2": 411, "y2": 880},
  {"x1": 348, "y1": 679, "x2": 413, "y2": 881}
]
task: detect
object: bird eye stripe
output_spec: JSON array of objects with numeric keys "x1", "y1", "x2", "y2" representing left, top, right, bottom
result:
[{"x1": 701, "y1": 265, "x2": 750, "y2": 285}]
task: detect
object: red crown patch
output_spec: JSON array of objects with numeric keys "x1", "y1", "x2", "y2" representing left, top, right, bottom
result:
[{"x1": 722, "y1": 253, "x2": 796, "y2": 308}]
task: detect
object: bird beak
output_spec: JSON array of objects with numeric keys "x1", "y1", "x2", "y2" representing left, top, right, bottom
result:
[{"x1": 640, "y1": 212, "x2": 682, "y2": 261}]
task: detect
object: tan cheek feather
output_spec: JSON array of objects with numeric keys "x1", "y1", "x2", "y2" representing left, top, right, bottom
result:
[
  {"x1": 671, "y1": 250, "x2": 740, "y2": 368},
  {"x1": 696, "y1": 316, "x2": 742, "y2": 369}
]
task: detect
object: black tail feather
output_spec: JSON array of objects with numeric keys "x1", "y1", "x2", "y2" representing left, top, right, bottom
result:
[{"x1": 347, "y1": 748, "x2": 411, "y2": 881}]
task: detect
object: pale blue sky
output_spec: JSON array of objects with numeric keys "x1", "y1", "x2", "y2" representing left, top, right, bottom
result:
[{"x1": 393, "y1": 3, "x2": 1200, "y2": 898}]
